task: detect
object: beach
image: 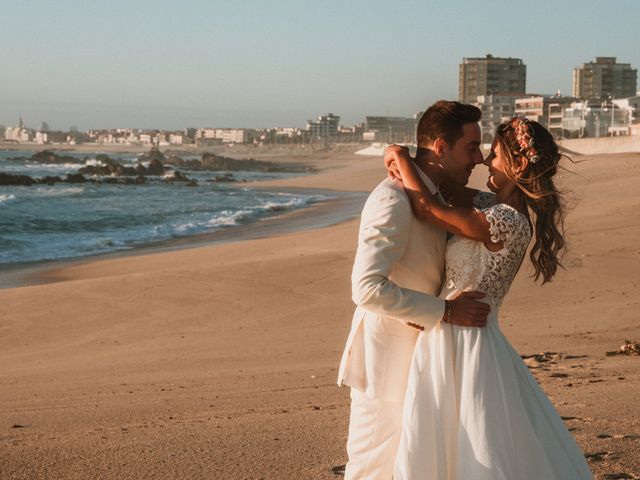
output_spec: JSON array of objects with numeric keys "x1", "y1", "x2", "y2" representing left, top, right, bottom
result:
[{"x1": 1, "y1": 149, "x2": 640, "y2": 479}]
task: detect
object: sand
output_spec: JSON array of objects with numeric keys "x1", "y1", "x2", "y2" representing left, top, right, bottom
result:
[{"x1": 1, "y1": 150, "x2": 640, "y2": 479}]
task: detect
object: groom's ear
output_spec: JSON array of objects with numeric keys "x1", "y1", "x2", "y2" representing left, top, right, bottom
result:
[{"x1": 433, "y1": 138, "x2": 448, "y2": 157}]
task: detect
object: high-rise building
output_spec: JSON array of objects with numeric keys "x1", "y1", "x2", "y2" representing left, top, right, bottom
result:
[
  {"x1": 459, "y1": 55, "x2": 526, "y2": 104},
  {"x1": 572, "y1": 57, "x2": 637, "y2": 99}
]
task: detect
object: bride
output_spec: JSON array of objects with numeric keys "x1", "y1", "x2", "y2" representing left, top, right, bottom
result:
[{"x1": 384, "y1": 118, "x2": 593, "y2": 479}]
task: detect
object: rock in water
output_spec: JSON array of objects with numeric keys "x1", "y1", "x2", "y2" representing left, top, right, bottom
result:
[
  {"x1": 146, "y1": 158, "x2": 165, "y2": 176},
  {"x1": 65, "y1": 173, "x2": 88, "y2": 183},
  {"x1": 0, "y1": 172, "x2": 36, "y2": 186},
  {"x1": 30, "y1": 150, "x2": 83, "y2": 165}
]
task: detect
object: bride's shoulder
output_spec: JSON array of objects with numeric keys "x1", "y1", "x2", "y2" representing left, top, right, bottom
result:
[
  {"x1": 482, "y1": 202, "x2": 531, "y2": 245},
  {"x1": 471, "y1": 190, "x2": 497, "y2": 209}
]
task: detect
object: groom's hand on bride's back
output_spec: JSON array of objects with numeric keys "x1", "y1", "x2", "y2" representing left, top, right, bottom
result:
[{"x1": 446, "y1": 291, "x2": 490, "y2": 327}]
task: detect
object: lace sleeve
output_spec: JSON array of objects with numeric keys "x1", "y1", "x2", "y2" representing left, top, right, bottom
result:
[
  {"x1": 472, "y1": 191, "x2": 496, "y2": 209},
  {"x1": 482, "y1": 203, "x2": 531, "y2": 246}
]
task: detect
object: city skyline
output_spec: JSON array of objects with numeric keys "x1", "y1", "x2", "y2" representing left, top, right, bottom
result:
[{"x1": 2, "y1": 0, "x2": 640, "y2": 130}]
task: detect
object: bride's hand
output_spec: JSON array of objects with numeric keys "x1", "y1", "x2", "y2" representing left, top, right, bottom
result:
[{"x1": 384, "y1": 144, "x2": 411, "y2": 181}]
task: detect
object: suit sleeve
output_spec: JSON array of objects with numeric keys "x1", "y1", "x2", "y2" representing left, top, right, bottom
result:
[{"x1": 351, "y1": 183, "x2": 445, "y2": 330}]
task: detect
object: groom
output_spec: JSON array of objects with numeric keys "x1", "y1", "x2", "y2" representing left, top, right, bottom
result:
[{"x1": 337, "y1": 100, "x2": 489, "y2": 479}]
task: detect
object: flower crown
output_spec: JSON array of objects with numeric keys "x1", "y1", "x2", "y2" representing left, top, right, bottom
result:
[{"x1": 510, "y1": 117, "x2": 540, "y2": 164}]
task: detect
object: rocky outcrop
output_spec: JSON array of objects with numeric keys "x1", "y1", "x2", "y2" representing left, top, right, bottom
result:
[
  {"x1": 164, "y1": 170, "x2": 198, "y2": 186},
  {"x1": 65, "y1": 173, "x2": 88, "y2": 183},
  {"x1": 79, "y1": 155, "x2": 138, "y2": 176},
  {"x1": 0, "y1": 170, "x2": 183, "y2": 187},
  {"x1": 205, "y1": 173, "x2": 242, "y2": 183},
  {"x1": 77, "y1": 153, "x2": 166, "y2": 177},
  {"x1": 30, "y1": 150, "x2": 83, "y2": 164},
  {"x1": 146, "y1": 158, "x2": 165, "y2": 176},
  {"x1": 0, "y1": 147, "x2": 309, "y2": 188},
  {"x1": 138, "y1": 147, "x2": 167, "y2": 165},
  {"x1": 165, "y1": 152, "x2": 311, "y2": 173},
  {"x1": 0, "y1": 173, "x2": 36, "y2": 186}
]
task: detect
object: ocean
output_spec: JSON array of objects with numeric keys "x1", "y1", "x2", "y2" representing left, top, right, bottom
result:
[{"x1": 0, "y1": 149, "x2": 330, "y2": 268}]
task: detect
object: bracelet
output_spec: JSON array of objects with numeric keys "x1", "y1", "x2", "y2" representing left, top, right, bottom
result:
[{"x1": 443, "y1": 300, "x2": 452, "y2": 323}]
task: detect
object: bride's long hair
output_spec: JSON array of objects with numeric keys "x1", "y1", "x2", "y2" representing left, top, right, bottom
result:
[{"x1": 495, "y1": 119, "x2": 566, "y2": 284}]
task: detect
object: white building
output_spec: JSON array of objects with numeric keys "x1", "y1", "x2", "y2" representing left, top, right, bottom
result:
[
  {"x1": 169, "y1": 133, "x2": 184, "y2": 145},
  {"x1": 273, "y1": 127, "x2": 304, "y2": 139},
  {"x1": 196, "y1": 128, "x2": 216, "y2": 139},
  {"x1": 139, "y1": 133, "x2": 154, "y2": 144},
  {"x1": 561, "y1": 101, "x2": 630, "y2": 138},
  {"x1": 515, "y1": 95, "x2": 576, "y2": 137},
  {"x1": 35, "y1": 131, "x2": 49, "y2": 144},
  {"x1": 195, "y1": 127, "x2": 254, "y2": 143},
  {"x1": 4, "y1": 126, "x2": 32, "y2": 142},
  {"x1": 474, "y1": 94, "x2": 520, "y2": 143},
  {"x1": 612, "y1": 96, "x2": 640, "y2": 124}
]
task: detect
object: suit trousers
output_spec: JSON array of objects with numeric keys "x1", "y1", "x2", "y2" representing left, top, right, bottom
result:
[{"x1": 345, "y1": 388, "x2": 404, "y2": 480}]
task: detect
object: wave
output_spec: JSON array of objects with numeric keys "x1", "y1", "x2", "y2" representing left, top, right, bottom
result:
[
  {"x1": 0, "y1": 181, "x2": 333, "y2": 267},
  {"x1": 84, "y1": 159, "x2": 106, "y2": 167},
  {"x1": 256, "y1": 193, "x2": 326, "y2": 213},
  {"x1": 21, "y1": 162, "x2": 83, "y2": 170},
  {"x1": 204, "y1": 196, "x2": 316, "y2": 228},
  {"x1": 260, "y1": 198, "x2": 307, "y2": 212},
  {"x1": 36, "y1": 186, "x2": 85, "y2": 197},
  {"x1": 171, "y1": 198, "x2": 311, "y2": 233},
  {"x1": 0, "y1": 193, "x2": 16, "y2": 204},
  {"x1": 207, "y1": 209, "x2": 254, "y2": 227}
]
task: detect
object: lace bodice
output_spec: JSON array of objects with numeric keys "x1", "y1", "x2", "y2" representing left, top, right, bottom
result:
[{"x1": 442, "y1": 191, "x2": 531, "y2": 307}]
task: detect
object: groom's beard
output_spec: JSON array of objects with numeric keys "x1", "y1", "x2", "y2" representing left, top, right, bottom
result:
[{"x1": 439, "y1": 153, "x2": 460, "y2": 187}]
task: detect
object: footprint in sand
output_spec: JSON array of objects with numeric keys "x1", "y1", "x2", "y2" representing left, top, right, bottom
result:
[
  {"x1": 521, "y1": 352, "x2": 589, "y2": 369},
  {"x1": 597, "y1": 433, "x2": 640, "y2": 440},
  {"x1": 562, "y1": 415, "x2": 593, "y2": 422},
  {"x1": 584, "y1": 450, "x2": 615, "y2": 462},
  {"x1": 332, "y1": 464, "x2": 345, "y2": 476}
]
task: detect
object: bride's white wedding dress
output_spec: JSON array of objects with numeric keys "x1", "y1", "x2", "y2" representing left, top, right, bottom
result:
[{"x1": 394, "y1": 192, "x2": 592, "y2": 480}]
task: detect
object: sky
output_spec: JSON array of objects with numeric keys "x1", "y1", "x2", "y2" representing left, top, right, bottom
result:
[{"x1": 1, "y1": 0, "x2": 639, "y2": 130}]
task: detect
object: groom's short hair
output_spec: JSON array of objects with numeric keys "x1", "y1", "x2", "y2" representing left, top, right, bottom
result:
[{"x1": 417, "y1": 101, "x2": 481, "y2": 148}]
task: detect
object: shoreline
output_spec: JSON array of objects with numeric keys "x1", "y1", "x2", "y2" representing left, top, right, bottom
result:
[
  {"x1": 0, "y1": 147, "x2": 372, "y2": 290},
  {"x1": 0, "y1": 187, "x2": 366, "y2": 289}
]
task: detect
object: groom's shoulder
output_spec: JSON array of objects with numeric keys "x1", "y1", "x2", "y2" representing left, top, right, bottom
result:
[
  {"x1": 364, "y1": 177, "x2": 409, "y2": 209},
  {"x1": 371, "y1": 177, "x2": 406, "y2": 198}
]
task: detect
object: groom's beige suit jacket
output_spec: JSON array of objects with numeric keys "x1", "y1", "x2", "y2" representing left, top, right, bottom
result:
[{"x1": 337, "y1": 171, "x2": 447, "y2": 402}]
